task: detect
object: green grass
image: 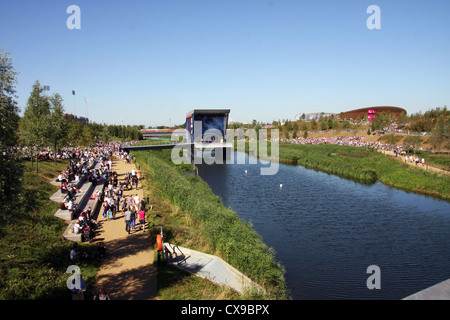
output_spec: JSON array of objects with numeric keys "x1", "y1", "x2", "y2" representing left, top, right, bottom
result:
[
  {"x1": 0, "y1": 159, "x2": 101, "y2": 300},
  {"x1": 134, "y1": 150, "x2": 289, "y2": 299}
]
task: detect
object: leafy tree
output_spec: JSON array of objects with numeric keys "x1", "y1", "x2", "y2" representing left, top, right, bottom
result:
[
  {"x1": 66, "y1": 119, "x2": 83, "y2": 146},
  {"x1": 0, "y1": 47, "x2": 23, "y2": 222},
  {"x1": 301, "y1": 122, "x2": 308, "y2": 132},
  {"x1": 327, "y1": 116, "x2": 335, "y2": 130},
  {"x1": 47, "y1": 93, "x2": 67, "y2": 162},
  {"x1": 101, "y1": 125, "x2": 111, "y2": 143},
  {"x1": 404, "y1": 135, "x2": 423, "y2": 154},
  {"x1": 80, "y1": 125, "x2": 95, "y2": 147},
  {"x1": 342, "y1": 121, "x2": 351, "y2": 130},
  {"x1": 303, "y1": 130, "x2": 308, "y2": 139},
  {"x1": 19, "y1": 80, "x2": 52, "y2": 172},
  {"x1": 311, "y1": 118, "x2": 317, "y2": 130},
  {"x1": 428, "y1": 116, "x2": 449, "y2": 152}
]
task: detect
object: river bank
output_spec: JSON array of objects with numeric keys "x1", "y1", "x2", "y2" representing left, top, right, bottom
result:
[
  {"x1": 133, "y1": 149, "x2": 290, "y2": 299},
  {"x1": 238, "y1": 141, "x2": 449, "y2": 202}
]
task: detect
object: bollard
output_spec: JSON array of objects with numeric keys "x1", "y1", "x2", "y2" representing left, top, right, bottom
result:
[{"x1": 156, "y1": 234, "x2": 163, "y2": 265}]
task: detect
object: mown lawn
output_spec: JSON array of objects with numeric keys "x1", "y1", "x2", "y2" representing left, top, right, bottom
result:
[{"x1": 0, "y1": 159, "x2": 101, "y2": 299}]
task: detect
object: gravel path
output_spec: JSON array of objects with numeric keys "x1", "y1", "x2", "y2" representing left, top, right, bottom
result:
[{"x1": 93, "y1": 157, "x2": 157, "y2": 300}]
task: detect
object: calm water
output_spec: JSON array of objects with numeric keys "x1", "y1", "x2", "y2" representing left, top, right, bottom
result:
[{"x1": 197, "y1": 152, "x2": 450, "y2": 300}]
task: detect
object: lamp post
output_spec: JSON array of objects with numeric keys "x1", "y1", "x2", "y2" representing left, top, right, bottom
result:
[
  {"x1": 72, "y1": 90, "x2": 76, "y2": 115},
  {"x1": 84, "y1": 97, "x2": 88, "y2": 119}
]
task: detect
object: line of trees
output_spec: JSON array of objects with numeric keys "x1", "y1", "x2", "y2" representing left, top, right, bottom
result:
[
  {"x1": 18, "y1": 80, "x2": 144, "y2": 170},
  {"x1": 0, "y1": 47, "x2": 23, "y2": 222}
]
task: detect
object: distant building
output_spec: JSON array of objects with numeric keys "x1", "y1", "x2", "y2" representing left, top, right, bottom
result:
[
  {"x1": 63, "y1": 113, "x2": 89, "y2": 124},
  {"x1": 186, "y1": 109, "x2": 230, "y2": 143},
  {"x1": 295, "y1": 106, "x2": 406, "y2": 122},
  {"x1": 340, "y1": 106, "x2": 406, "y2": 121},
  {"x1": 295, "y1": 112, "x2": 335, "y2": 121},
  {"x1": 141, "y1": 128, "x2": 185, "y2": 139}
]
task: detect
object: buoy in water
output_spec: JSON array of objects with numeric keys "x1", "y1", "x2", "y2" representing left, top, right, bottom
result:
[
  {"x1": 245, "y1": 170, "x2": 247, "y2": 175},
  {"x1": 280, "y1": 184, "x2": 283, "y2": 189}
]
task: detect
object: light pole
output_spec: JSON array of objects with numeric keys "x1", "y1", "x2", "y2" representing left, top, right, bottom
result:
[
  {"x1": 84, "y1": 97, "x2": 88, "y2": 119},
  {"x1": 72, "y1": 90, "x2": 76, "y2": 115}
]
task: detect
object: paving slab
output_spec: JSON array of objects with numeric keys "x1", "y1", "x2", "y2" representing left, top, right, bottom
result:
[
  {"x1": 164, "y1": 243, "x2": 261, "y2": 295},
  {"x1": 403, "y1": 278, "x2": 450, "y2": 300}
]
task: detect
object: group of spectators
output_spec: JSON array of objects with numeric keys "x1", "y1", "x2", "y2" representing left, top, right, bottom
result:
[
  {"x1": 101, "y1": 180, "x2": 148, "y2": 234},
  {"x1": 275, "y1": 134, "x2": 425, "y2": 154},
  {"x1": 276, "y1": 135, "x2": 395, "y2": 150}
]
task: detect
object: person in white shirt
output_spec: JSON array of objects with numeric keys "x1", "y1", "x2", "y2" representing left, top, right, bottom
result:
[
  {"x1": 133, "y1": 194, "x2": 140, "y2": 212},
  {"x1": 73, "y1": 221, "x2": 81, "y2": 234}
]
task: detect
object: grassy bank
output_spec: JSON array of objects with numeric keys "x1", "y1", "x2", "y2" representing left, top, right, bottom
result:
[
  {"x1": 0, "y1": 160, "x2": 100, "y2": 299},
  {"x1": 133, "y1": 149, "x2": 289, "y2": 299},
  {"x1": 272, "y1": 142, "x2": 450, "y2": 201}
]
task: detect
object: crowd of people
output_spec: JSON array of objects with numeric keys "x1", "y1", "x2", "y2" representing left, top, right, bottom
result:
[
  {"x1": 101, "y1": 182, "x2": 148, "y2": 234},
  {"x1": 274, "y1": 134, "x2": 424, "y2": 153},
  {"x1": 275, "y1": 135, "x2": 401, "y2": 150},
  {"x1": 52, "y1": 141, "x2": 147, "y2": 240}
]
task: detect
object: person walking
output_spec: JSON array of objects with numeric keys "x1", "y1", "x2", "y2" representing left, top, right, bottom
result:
[
  {"x1": 130, "y1": 207, "x2": 136, "y2": 230},
  {"x1": 138, "y1": 209, "x2": 146, "y2": 232},
  {"x1": 133, "y1": 175, "x2": 139, "y2": 190},
  {"x1": 133, "y1": 194, "x2": 140, "y2": 212},
  {"x1": 124, "y1": 208, "x2": 132, "y2": 234}
]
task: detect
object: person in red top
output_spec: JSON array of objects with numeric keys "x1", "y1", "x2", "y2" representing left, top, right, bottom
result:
[{"x1": 138, "y1": 209, "x2": 146, "y2": 232}]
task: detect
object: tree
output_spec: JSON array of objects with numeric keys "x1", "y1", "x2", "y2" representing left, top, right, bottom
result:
[
  {"x1": 428, "y1": 116, "x2": 449, "y2": 152},
  {"x1": 0, "y1": 47, "x2": 23, "y2": 222},
  {"x1": 311, "y1": 118, "x2": 317, "y2": 130},
  {"x1": 80, "y1": 125, "x2": 95, "y2": 147},
  {"x1": 48, "y1": 93, "x2": 67, "y2": 162},
  {"x1": 66, "y1": 119, "x2": 83, "y2": 146},
  {"x1": 301, "y1": 122, "x2": 308, "y2": 132},
  {"x1": 19, "y1": 80, "x2": 52, "y2": 172},
  {"x1": 101, "y1": 125, "x2": 111, "y2": 143},
  {"x1": 404, "y1": 135, "x2": 423, "y2": 154},
  {"x1": 303, "y1": 130, "x2": 309, "y2": 139}
]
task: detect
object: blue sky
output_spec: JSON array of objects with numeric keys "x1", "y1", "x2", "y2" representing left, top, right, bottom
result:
[{"x1": 1, "y1": 0, "x2": 449, "y2": 127}]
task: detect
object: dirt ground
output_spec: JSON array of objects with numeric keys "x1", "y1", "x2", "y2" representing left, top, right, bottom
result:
[{"x1": 92, "y1": 158, "x2": 158, "y2": 300}]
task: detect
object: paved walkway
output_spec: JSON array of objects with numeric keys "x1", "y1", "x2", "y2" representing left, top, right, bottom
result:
[
  {"x1": 164, "y1": 243, "x2": 261, "y2": 295},
  {"x1": 93, "y1": 157, "x2": 157, "y2": 300},
  {"x1": 379, "y1": 149, "x2": 450, "y2": 175}
]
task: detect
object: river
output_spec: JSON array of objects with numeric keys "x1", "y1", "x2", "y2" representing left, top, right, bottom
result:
[{"x1": 196, "y1": 151, "x2": 450, "y2": 300}]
